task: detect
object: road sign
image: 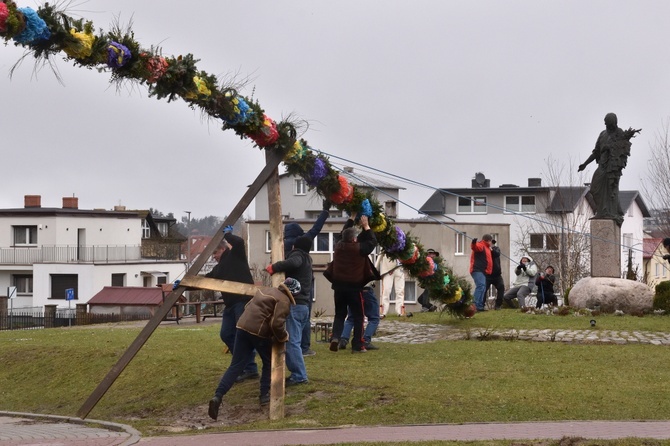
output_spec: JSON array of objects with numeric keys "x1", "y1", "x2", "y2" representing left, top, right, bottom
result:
[
  {"x1": 7, "y1": 286, "x2": 17, "y2": 299},
  {"x1": 65, "y1": 288, "x2": 75, "y2": 301}
]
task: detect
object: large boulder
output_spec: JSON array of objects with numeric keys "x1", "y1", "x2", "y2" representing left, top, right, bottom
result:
[{"x1": 568, "y1": 277, "x2": 653, "y2": 313}]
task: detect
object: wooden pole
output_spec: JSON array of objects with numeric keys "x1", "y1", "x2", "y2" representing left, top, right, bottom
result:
[
  {"x1": 77, "y1": 150, "x2": 284, "y2": 419},
  {"x1": 266, "y1": 150, "x2": 286, "y2": 420}
]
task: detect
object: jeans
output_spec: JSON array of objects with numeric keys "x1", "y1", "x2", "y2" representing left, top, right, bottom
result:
[
  {"x1": 219, "y1": 301, "x2": 258, "y2": 374},
  {"x1": 286, "y1": 304, "x2": 309, "y2": 382},
  {"x1": 300, "y1": 297, "x2": 313, "y2": 353},
  {"x1": 471, "y1": 271, "x2": 487, "y2": 310},
  {"x1": 332, "y1": 288, "x2": 365, "y2": 350},
  {"x1": 214, "y1": 329, "x2": 271, "y2": 398},
  {"x1": 340, "y1": 288, "x2": 380, "y2": 344}
]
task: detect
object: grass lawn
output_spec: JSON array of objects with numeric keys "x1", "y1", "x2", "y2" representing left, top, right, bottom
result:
[{"x1": 1, "y1": 311, "x2": 669, "y2": 441}]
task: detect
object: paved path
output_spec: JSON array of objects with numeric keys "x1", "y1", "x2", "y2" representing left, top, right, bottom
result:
[{"x1": 4, "y1": 319, "x2": 670, "y2": 445}]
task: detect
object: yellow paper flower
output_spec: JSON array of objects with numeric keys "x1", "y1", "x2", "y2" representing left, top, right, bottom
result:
[
  {"x1": 63, "y1": 28, "x2": 95, "y2": 59},
  {"x1": 371, "y1": 214, "x2": 387, "y2": 233},
  {"x1": 194, "y1": 76, "x2": 211, "y2": 96}
]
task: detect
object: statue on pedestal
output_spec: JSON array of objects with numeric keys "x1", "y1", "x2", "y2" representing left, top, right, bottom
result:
[{"x1": 578, "y1": 113, "x2": 641, "y2": 227}]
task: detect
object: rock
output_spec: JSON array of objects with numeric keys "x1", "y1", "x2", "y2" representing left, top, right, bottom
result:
[{"x1": 568, "y1": 277, "x2": 653, "y2": 313}]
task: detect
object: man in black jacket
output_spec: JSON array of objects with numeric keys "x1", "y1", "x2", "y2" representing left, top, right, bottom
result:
[
  {"x1": 206, "y1": 226, "x2": 258, "y2": 382},
  {"x1": 266, "y1": 235, "x2": 313, "y2": 385},
  {"x1": 486, "y1": 240, "x2": 505, "y2": 310},
  {"x1": 328, "y1": 214, "x2": 378, "y2": 353}
]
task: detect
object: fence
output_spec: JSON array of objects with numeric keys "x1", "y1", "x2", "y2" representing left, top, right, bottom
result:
[
  {"x1": 0, "y1": 309, "x2": 150, "y2": 331},
  {"x1": 0, "y1": 244, "x2": 181, "y2": 265}
]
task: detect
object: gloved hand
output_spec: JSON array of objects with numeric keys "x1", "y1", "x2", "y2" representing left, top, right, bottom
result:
[
  {"x1": 471, "y1": 238, "x2": 478, "y2": 245},
  {"x1": 223, "y1": 225, "x2": 234, "y2": 234},
  {"x1": 172, "y1": 279, "x2": 181, "y2": 290},
  {"x1": 265, "y1": 265, "x2": 274, "y2": 275},
  {"x1": 323, "y1": 199, "x2": 332, "y2": 211},
  {"x1": 521, "y1": 265, "x2": 527, "y2": 271},
  {"x1": 663, "y1": 254, "x2": 670, "y2": 260}
]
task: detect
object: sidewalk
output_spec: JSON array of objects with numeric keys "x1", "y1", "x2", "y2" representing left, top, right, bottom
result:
[{"x1": 2, "y1": 412, "x2": 670, "y2": 446}]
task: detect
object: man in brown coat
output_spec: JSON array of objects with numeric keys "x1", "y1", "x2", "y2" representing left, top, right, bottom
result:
[{"x1": 208, "y1": 279, "x2": 299, "y2": 420}]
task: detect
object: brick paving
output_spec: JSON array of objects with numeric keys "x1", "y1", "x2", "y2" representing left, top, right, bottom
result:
[{"x1": 3, "y1": 319, "x2": 670, "y2": 445}]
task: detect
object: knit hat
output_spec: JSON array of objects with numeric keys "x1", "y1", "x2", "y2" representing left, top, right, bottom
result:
[
  {"x1": 283, "y1": 278, "x2": 301, "y2": 295},
  {"x1": 293, "y1": 235, "x2": 312, "y2": 252}
]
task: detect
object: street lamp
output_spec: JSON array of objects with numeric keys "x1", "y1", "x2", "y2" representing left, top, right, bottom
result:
[{"x1": 184, "y1": 211, "x2": 191, "y2": 263}]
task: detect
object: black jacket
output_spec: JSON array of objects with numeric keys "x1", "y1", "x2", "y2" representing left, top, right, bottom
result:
[
  {"x1": 206, "y1": 233, "x2": 254, "y2": 306},
  {"x1": 270, "y1": 248, "x2": 313, "y2": 306}
]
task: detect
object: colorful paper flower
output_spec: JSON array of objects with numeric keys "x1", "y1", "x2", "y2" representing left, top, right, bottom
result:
[
  {"x1": 360, "y1": 199, "x2": 372, "y2": 217},
  {"x1": 222, "y1": 95, "x2": 251, "y2": 125},
  {"x1": 399, "y1": 245, "x2": 419, "y2": 265},
  {"x1": 444, "y1": 275, "x2": 451, "y2": 285},
  {"x1": 248, "y1": 114, "x2": 279, "y2": 147},
  {"x1": 0, "y1": 3, "x2": 9, "y2": 33},
  {"x1": 330, "y1": 175, "x2": 354, "y2": 205},
  {"x1": 107, "y1": 42, "x2": 131, "y2": 68},
  {"x1": 386, "y1": 226, "x2": 406, "y2": 253},
  {"x1": 306, "y1": 157, "x2": 327, "y2": 186},
  {"x1": 145, "y1": 55, "x2": 168, "y2": 83},
  {"x1": 418, "y1": 256, "x2": 436, "y2": 277},
  {"x1": 285, "y1": 140, "x2": 307, "y2": 163},
  {"x1": 13, "y1": 7, "x2": 50, "y2": 44},
  {"x1": 371, "y1": 214, "x2": 387, "y2": 233},
  {"x1": 63, "y1": 28, "x2": 95, "y2": 59}
]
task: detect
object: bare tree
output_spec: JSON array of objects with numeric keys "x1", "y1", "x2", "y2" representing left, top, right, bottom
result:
[
  {"x1": 514, "y1": 155, "x2": 592, "y2": 295},
  {"x1": 641, "y1": 119, "x2": 670, "y2": 235}
]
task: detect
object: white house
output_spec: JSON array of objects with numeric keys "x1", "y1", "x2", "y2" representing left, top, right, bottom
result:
[{"x1": 0, "y1": 195, "x2": 186, "y2": 310}]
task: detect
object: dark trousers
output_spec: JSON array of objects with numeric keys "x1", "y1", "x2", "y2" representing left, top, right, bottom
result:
[
  {"x1": 214, "y1": 329, "x2": 272, "y2": 398},
  {"x1": 486, "y1": 275, "x2": 505, "y2": 308},
  {"x1": 219, "y1": 301, "x2": 257, "y2": 374},
  {"x1": 332, "y1": 288, "x2": 365, "y2": 350},
  {"x1": 536, "y1": 291, "x2": 558, "y2": 308}
]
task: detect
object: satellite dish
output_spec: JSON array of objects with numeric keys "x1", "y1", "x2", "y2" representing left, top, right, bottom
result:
[{"x1": 474, "y1": 172, "x2": 486, "y2": 186}]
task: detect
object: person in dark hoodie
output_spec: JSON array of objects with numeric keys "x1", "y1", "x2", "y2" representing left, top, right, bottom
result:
[
  {"x1": 206, "y1": 226, "x2": 258, "y2": 382},
  {"x1": 283, "y1": 199, "x2": 330, "y2": 356},
  {"x1": 486, "y1": 239, "x2": 505, "y2": 310},
  {"x1": 266, "y1": 235, "x2": 313, "y2": 385}
]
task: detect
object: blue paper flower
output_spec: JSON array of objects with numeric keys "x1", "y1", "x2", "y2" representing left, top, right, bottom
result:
[
  {"x1": 14, "y1": 8, "x2": 51, "y2": 44},
  {"x1": 307, "y1": 158, "x2": 327, "y2": 186},
  {"x1": 223, "y1": 96, "x2": 251, "y2": 125},
  {"x1": 386, "y1": 226, "x2": 406, "y2": 253},
  {"x1": 360, "y1": 199, "x2": 373, "y2": 217}
]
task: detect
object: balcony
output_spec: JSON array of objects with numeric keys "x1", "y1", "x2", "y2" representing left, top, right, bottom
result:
[{"x1": 0, "y1": 244, "x2": 182, "y2": 265}]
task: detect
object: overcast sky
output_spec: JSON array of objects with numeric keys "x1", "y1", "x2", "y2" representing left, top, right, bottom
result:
[{"x1": 2, "y1": 0, "x2": 669, "y2": 221}]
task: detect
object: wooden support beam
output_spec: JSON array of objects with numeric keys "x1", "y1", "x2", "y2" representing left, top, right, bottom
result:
[
  {"x1": 266, "y1": 150, "x2": 286, "y2": 421},
  {"x1": 179, "y1": 275, "x2": 258, "y2": 296},
  {"x1": 77, "y1": 149, "x2": 285, "y2": 419}
]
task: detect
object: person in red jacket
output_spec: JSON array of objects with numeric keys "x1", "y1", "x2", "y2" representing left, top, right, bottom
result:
[{"x1": 469, "y1": 234, "x2": 493, "y2": 311}]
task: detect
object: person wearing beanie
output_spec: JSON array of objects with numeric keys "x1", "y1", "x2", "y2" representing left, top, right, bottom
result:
[
  {"x1": 663, "y1": 238, "x2": 670, "y2": 265},
  {"x1": 503, "y1": 255, "x2": 538, "y2": 308},
  {"x1": 283, "y1": 199, "x2": 331, "y2": 357},
  {"x1": 208, "y1": 280, "x2": 296, "y2": 420},
  {"x1": 205, "y1": 227, "x2": 258, "y2": 383},
  {"x1": 265, "y1": 235, "x2": 314, "y2": 385}
]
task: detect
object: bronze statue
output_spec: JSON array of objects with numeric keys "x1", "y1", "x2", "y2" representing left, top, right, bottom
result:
[{"x1": 578, "y1": 113, "x2": 641, "y2": 227}]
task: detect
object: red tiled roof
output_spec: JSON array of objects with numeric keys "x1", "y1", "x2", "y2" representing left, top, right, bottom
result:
[
  {"x1": 89, "y1": 286, "x2": 174, "y2": 306},
  {"x1": 643, "y1": 238, "x2": 663, "y2": 259}
]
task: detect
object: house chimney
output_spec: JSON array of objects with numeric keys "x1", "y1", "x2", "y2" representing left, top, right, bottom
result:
[
  {"x1": 24, "y1": 195, "x2": 41, "y2": 208},
  {"x1": 63, "y1": 196, "x2": 79, "y2": 209},
  {"x1": 528, "y1": 178, "x2": 542, "y2": 187},
  {"x1": 114, "y1": 205, "x2": 126, "y2": 211}
]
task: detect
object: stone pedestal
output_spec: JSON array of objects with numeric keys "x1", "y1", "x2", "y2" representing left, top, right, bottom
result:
[{"x1": 590, "y1": 219, "x2": 621, "y2": 278}]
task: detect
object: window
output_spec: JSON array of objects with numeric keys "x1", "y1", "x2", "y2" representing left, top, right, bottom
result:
[
  {"x1": 384, "y1": 201, "x2": 397, "y2": 218},
  {"x1": 157, "y1": 222, "x2": 168, "y2": 237},
  {"x1": 50, "y1": 274, "x2": 78, "y2": 300},
  {"x1": 111, "y1": 273, "x2": 126, "y2": 286},
  {"x1": 504, "y1": 195, "x2": 536, "y2": 213},
  {"x1": 294, "y1": 179, "x2": 307, "y2": 195},
  {"x1": 455, "y1": 232, "x2": 466, "y2": 255},
  {"x1": 314, "y1": 233, "x2": 330, "y2": 252},
  {"x1": 13, "y1": 274, "x2": 33, "y2": 295},
  {"x1": 457, "y1": 196, "x2": 487, "y2": 214},
  {"x1": 530, "y1": 233, "x2": 559, "y2": 251},
  {"x1": 390, "y1": 280, "x2": 417, "y2": 303},
  {"x1": 13, "y1": 225, "x2": 37, "y2": 245},
  {"x1": 141, "y1": 219, "x2": 150, "y2": 238}
]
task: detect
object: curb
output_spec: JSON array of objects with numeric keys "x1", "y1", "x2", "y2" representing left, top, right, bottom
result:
[{"x1": 0, "y1": 410, "x2": 142, "y2": 446}]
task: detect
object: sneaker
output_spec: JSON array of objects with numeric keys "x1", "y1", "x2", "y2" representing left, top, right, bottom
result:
[
  {"x1": 364, "y1": 342, "x2": 379, "y2": 350},
  {"x1": 285, "y1": 378, "x2": 308, "y2": 387},
  {"x1": 351, "y1": 346, "x2": 367, "y2": 354},
  {"x1": 302, "y1": 349, "x2": 316, "y2": 357},
  {"x1": 338, "y1": 339, "x2": 348, "y2": 350},
  {"x1": 208, "y1": 396, "x2": 222, "y2": 420},
  {"x1": 429, "y1": 305, "x2": 438, "y2": 312},
  {"x1": 259, "y1": 393, "x2": 270, "y2": 406},
  {"x1": 420, "y1": 308, "x2": 430, "y2": 313},
  {"x1": 235, "y1": 370, "x2": 260, "y2": 383},
  {"x1": 329, "y1": 339, "x2": 339, "y2": 352}
]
